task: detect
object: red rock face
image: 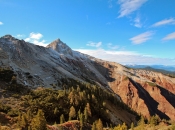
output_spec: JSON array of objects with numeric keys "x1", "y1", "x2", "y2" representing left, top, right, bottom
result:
[{"x1": 104, "y1": 64, "x2": 175, "y2": 120}]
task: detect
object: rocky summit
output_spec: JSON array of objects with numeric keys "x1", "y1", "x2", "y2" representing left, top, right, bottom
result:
[{"x1": 0, "y1": 35, "x2": 175, "y2": 121}]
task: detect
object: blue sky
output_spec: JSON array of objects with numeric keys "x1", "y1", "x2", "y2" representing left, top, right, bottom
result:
[{"x1": 0, "y1": 0, "x2": 175, "y2": 65}]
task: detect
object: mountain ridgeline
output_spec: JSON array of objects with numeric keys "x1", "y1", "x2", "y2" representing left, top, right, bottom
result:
[{"x1": 0, "y1": 35, "x2": 175, "y2": 129}]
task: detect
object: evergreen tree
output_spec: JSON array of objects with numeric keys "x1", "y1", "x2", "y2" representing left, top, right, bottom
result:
[
  {"x1": 80, "y1": 113, "x2": 84, "y2": 128},
  {"x1": 17, "y1": 114, "x2": 22, "y2": 128},
  {"x1": 30, "y1": 109, "x2": 47, "y2": 130},
  {"x1": 84, "y1": 107, "x2": 88, "y2": 122},
  {"x1": 11, "y1": 75, "x2": 17, "y2": 84},
  {"x1": 138, "y1": 115, "x2": 145, "y2": 130},
  {"x1": 113, "y1": 124, "x2": 121, "y2": 130},
  {"x1": 17, "y1": 114, "x2": 27, "y2": 129},
  {"x1": 121, "y1": 123, "x2": 127, "y2": 130},
  {"x1": 86, "y1": 103, "x2": 92, "y2": 117},
  {"x1": 96, "y1": 119, "x2": 103, "y2": 130},
  {"x1": 113, "y1": 123, "x2": 127, "y2": 130},
  {"x1": 131, "y1": 122, "x2": 134, "y2": 130},
  {"x1": 60, "y1": 114, "x2": 65, "y2": 124},
  {"x1": 149, "y1": 116, "x2": 155, "y2": 126},
  {"x1": 78, "y1": 109, "x2": 81, "y2": 120},
  {"x1": 21, "y1": 114, "x2": 27, "y2": 128},
  {"x1": 26, "y1": 109, "x2": 32, "y2": 122},
  {"x1": 69, "y1": 106, "x2": 76, "y2": 120},
  {"x1": 77, "y1": 86, "x2": 80, "y2": 92},
  {"x1": 92, "y1": 122, "x2": 96, "y2": 130},
  {"x1": 54, "y1": 107, "x2": 58, "y2": 115}
]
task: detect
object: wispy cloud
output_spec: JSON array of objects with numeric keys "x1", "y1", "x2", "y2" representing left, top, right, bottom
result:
[
  {"x1": 134, "y1": 15, "x2": 142, "y2": 28},
  {"x1": 130, "y1": 31, "x2": 154, "y2": 44},
  {"x1": 107, "y1": 43, "x2": 119, "y2": 50},
  {"x1": 74, "y1": 49, "x2": 175, "y2": 65},
  {"x1": 16, "y1": 34, "x2": 25, "y2": 38},
  {"x1": 25, "y1": 32, "x2": 48, "y2": 47},
  {"x1": 152, "y1": 18, "x2": 175, "y2": 27},
  {"x1": 117, "y1": 0, "x2": 147, "y2": 18},
  {"x1": 162, "y1": 32, "x2": 175, "y2": 41},
  {"x1": 0, "y1": 21, "x2": 3, "y2": 25},
  {"x1": 87, "y1": 41, "x2": 102, "y2": 48}
]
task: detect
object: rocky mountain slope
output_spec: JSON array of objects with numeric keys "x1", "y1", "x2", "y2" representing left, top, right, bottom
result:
[{"x1": 0, "y1": 35, "x2": 175, "y2": 121}]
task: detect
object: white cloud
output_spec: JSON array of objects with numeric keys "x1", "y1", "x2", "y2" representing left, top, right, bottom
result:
[
  {"x1": 87, "y1": 41, "x2": 102, "y2": 48},
  {"x1": 74, "y1": 49, "x2": 175, "y2": 65},
  {"x1": 134, "y1": 16, "x2": 142, "y2": 28},
  {"x1": 130, "y1": 31, "x2": 154, "y2": 44},
  {"x1": 0, "y1": 21, "x2": 3, "y2": 25},
  {"x1": 162, "y1": 32, "x2": 175, "y2": 41},
  {"x1": 29, "y1": 32, "x2": 43, "y2": 39},
  {"x1": 107, "y1": 43, "x2": 119, "y2": 50},
  {"x1": 152, "y1": 18, "x2": 175, "y2": 27},
  {"x1": 16, "y1": 34, "x2": 25, "y2": 38},
  {"x1": 24, "y1": 32, "x2": 48, "y2": 47},
  {"x1": 117, "y1": 0, "x2": 147, "y2": 18}
]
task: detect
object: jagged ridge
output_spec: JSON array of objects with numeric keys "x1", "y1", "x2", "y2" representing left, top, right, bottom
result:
[{"x1": 0, "y1": 35, "x2": 175, "y2": 121}]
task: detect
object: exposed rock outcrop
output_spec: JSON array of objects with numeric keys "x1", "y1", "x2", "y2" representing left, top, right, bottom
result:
[{"x1": 0, "y1": 35, "x2": 175, "y2": 120}]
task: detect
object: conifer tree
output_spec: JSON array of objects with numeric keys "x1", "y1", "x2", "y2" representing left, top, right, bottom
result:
[
  {"x1": 30, "y1": 109, "x2": 47, "y2": 130},
  {"x1": 69, "y1": 106, "x2": 76, "y2": 120},
  {"x1": 131, "y1": 122, "x2": 134, "y2": 130},
  {"x1": 17, "y1": 114, "x2": 22, "y2": 128},
  {"x1": 138, "y1": 115, "x2": 145, "y2": 130},
  {"x1": 80, "y1": 113, "x2": 84, "y2": 127},
  {"x1": 60, "y1": 114, "x2": 65, "y2": 124},
  {"x1": 84, "y1": 107, "x2": 88, "y2": 122},
  {"x1": 26, "y1": 109, "x2": 32, "y2": 122},
  {"x1": 77, "y1": 86, "x2": 80, "y2": 92},
  {"x1": 78, "y1": 109, "x2": 81, "y2": 120},
  {"x1": 21, "y1": 114, "x2": 27, "y2": 128},
  {"x1": 96, "y1": 119, "x2": 103, "y2": 130},
  {"x1": 121, "y1": 123, "x2": 127, "y2": 130},
  {"x1": 54, "y1": 107, "x2": 58, "y2": 115},
  {"x1": 86, "y1": 103, "x2": 91, "y2": 117},
  {"x1": 92, "y1": 122, "x2": 96, "y2": 130},
  {"x1": 113, "y1": 124, "x2": 121, "y2": 130},
  {"x1": 17, "y1": 114, "x2": 27, "y2": 129},
  {"x1": 113, "y1": 123, "x2": 127, "y2": 130}
]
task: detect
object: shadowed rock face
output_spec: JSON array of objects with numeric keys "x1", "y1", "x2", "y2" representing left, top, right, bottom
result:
[
  {"x1": 0, "y1": 35, "x2": 175, "y2": 120},
  {"x1": 103, "y1": 63, "x2": 175, "y2": 120}
]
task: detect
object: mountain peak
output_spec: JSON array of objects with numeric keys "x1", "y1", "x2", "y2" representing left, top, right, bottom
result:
[
  {"x1": 1, "y1": 34, "x2": 16, "y2": 40},
  {"x1": 2, "y1": 34, "x2": 13, "y2": 38},
  {"x1": 46, "y1": 38, "x2": 73, "y2": 56}
]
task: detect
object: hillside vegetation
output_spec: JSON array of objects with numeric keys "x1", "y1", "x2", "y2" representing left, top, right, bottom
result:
[
  {"x1": 0, "y1": 67, "x2": 138, "y2": 129},
  {"x1": 0, "y1": 68, "x2": 175, "y2": 130}
]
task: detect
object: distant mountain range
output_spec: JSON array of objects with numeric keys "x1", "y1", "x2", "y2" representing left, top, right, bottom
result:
[{"x1": 126, "y1": 64, "x2": 175, "y2": 72}]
